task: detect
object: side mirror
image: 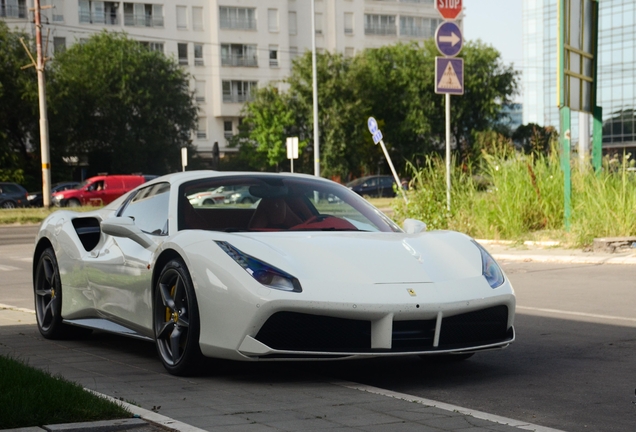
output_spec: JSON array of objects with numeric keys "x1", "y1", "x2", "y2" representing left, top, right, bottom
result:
[
  {"x1": 403, "y1": 218, "x2": 427, "y2": 234},
  {"x1": 101, "y1": 217, "x2": 154, "y2": 248}
]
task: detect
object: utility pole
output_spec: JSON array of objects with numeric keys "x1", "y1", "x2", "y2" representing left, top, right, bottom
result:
[{"x1": 31, "y1": 0, "x2": 52, "y2": 207}]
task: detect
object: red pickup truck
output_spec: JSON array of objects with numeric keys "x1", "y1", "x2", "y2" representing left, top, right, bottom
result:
[{"x1": 51, "y1": 175, "x2": 146, "y2": 207}]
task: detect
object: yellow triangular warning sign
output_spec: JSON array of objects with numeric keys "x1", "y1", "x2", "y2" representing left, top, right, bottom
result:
[{"x1": 438, "y1": 62, "x2": 462, "y2": 89}]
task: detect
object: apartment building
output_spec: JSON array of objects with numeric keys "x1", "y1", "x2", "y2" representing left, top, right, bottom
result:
[{"x1": 2, "y1": 0, "x2": 447, "y2": 158}]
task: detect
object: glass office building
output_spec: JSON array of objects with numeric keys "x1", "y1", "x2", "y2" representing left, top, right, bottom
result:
[{"x1": 522, "y1": 0, "x2": 636, "y2": 152}]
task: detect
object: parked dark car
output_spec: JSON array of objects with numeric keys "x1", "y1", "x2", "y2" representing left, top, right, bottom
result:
[
  {"x1": 27, "y1": 182, "x2": 80, "y2": 207},
  {"x1": 0, "y1": 182, "x2": 29, "y2": 208},
  {"x1": 346, "y1": 175, "x2": 396, "y2": 198}
]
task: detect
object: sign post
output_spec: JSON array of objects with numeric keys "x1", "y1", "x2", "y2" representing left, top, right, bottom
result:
[
  {"x1": 286, "y1": 137, "x2": 299, "y2": 173},
  {"x1": 367, "y1": 117, "x2": 408, "y2": 205},
  {"x1": 181, "y1": 147, "x2": 188, "y2": 172},
  {"x1": 434, "y1": 0, "x2": 463, "y2": 212}
]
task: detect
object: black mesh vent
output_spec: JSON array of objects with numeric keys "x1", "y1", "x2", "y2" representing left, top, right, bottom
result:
[
  {"x1": 438, "y1": 305, "x2": 509, "y2": 349},
  {"x1": 255, "y1": 312, "x2": 371, "y2": 352},
  {"x1": 254, "y1": 306, "x2": 511, "y2": 355},
  {"x1": 391, "y1": 319, "x2": 437, "y2": 351}
]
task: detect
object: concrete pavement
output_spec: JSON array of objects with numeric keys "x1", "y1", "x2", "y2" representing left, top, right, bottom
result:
[{"x1": 0, "y1": 306, "x2": 562, "y2": 432}]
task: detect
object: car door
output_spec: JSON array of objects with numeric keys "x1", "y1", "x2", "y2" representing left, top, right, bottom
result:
[{"x1": 87, "y1": 182, "x2": 170, "y2": 335}]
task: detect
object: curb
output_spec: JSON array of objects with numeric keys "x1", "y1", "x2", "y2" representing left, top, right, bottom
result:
[{"x1": 491, "y1": 253, "x2": 636, "y2": 265}]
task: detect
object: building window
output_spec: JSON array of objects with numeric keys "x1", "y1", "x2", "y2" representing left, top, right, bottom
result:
[
  {"x1": 315, "y1": 12, "x2": 323, "y2": 34},
  {"x1": 78, "y1": 0, "x2": 119, "y2": 25},
  {"x1": 123, "y1": 2, "x2": 163, "y2": 27},
  {"x1": 192, "y1": 6, "x2": 202, "y2": 30},
  {"x1": 268, "y1": 8, "x2": 278, "y2": 32},
  {"x1": 220, "y1": 44, "x2": 257, "y2": 67},
  {"x1": 219, "y1": 6, "x2": 256, "y2": 30},
  {"x1": 344, "y1": 12, "x2": 353, "y2": 34},
  {"x1": 178, "y1": 43, "x2": 188, "y2": 65},
  {"x1": 222, "y1": 80, "x2": 257, "y2": 103},
  {"x1": 195, "y1": 80, "x2": 205, "y2": 102},
  {"x1": 365, "y1": 14, "x2": 396, "y2": 36},
  {"x1": 344, "y1": 47, "x2": 354, "y2": 58},
  {"x1": 194, "y1": 44, "x2": 203, "y2": 66},
  {"x1": 176, "y1": 5, "x2": 186, "y2": 29},
  {"x1": 52, "y1": 0, "x2": 64, "y2": 22},
  {"x1": 197, "y1": 118, "x2": 207, "y2": 139},
  {"x1": 399, "y1": 16, "x2": 439, "y2": 38},
  {"x1": 53, "y1": 37, "x2": 66, "y2": 53},
  {"x1": 223, "y1": 120, "x2": 233, "y2": 139},
  {"x1": 1, "y1": 0, "x2": 27, "y2": 18},
  {"x1": 140, "y1": 41, "x2": 164, "y2": 52},
  {"x1": 269, "y1": 45, "x2": 278, "y2": 67},
  {"x1": 288, "y1": 11, "x2": 297, "y2": 35}
]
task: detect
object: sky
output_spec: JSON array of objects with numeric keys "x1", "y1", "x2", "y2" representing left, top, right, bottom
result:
[{"x1": 462, "y1": 0, "x2": 524, "y2": 72}]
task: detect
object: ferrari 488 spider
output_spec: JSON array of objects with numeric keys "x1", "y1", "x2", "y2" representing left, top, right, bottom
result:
[{"x1": 33, "y1": 171, "x2": 515, "y2": 375}]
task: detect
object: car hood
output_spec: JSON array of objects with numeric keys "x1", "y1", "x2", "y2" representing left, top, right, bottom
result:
[{"x1": 222, "y1": 231, "x2": 483, "y2": 285}]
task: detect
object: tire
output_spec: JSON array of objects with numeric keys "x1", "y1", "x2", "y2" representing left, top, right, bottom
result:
[
  {"x1": 202, "y1": 199, "x2": 214, "y2": 205},
  {"x1": 419, "y1": 353, "x2": 475, "y2": 363},
  {"x1": 241, "y1": 197, "x2": 254, "y2": 204},
  {"x1": 67, "y1": 199, "x2": 81, "y2": 207},
  {"x1": 34, "y1": 248, "x2": 88, "y2": 339},
  {"x1": 154, "y1": 258, "x2": 204, "y2": 376},
  {"x1": 1, "y1": 200, "x2": 16, "y2": 209}
]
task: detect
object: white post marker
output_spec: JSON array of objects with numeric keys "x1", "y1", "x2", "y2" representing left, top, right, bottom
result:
[
  {"x1": 286, "y1": 137, "x2": 299, "y2": 173},
  {"x1": 367, "y1": 117, "x2": 408, "y2": 205},
  {"x1": 181, "y1": 147, "x2": 188, "y2": 172}
]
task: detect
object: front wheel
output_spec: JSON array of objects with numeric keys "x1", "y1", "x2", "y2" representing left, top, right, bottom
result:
[
  {"x1": 1, "y1": 200, "x2": 16, "y2": 209},
  {"x1": 34, "y1": 248, "x2": 88, "y2": 338},
  {"x1": 67, "y1": 199, "x2": 81, "y2": 207},
  {"x1": 154, "y1": 258, "x2": 204, "y2": 376}
]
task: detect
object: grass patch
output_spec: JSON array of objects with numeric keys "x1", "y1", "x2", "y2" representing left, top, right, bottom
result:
[
  {"x1": 393, "y1": 148, "x2": 636, "y2": 247},
  {"x1": 0, "y1": 206, "x2": 99, "y2": 225},
  {"x1": 0, "y1": 355, "x2": 131, "y2": 429}
]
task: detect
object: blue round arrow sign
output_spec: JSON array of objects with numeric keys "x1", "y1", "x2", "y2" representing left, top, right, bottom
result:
[
  {"x1": 368, "y1": 117, "x2": 378, "y2": 134},
  {"x1": 435, "y1": 21, "x2": 463, "y2": 57}
]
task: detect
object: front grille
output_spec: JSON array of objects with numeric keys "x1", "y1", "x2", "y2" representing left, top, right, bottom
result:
[
  {"x1": 438, "y1": 305, "x2": 510, "y2": 349},
  {"x1": 254, "y1": 305, "x2": 511, "y2": 355},
  {"x1": 255, "y1": 312, "x2": 371, "y2": 352}
]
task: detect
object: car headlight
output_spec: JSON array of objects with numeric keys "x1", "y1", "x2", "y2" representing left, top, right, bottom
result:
[
  {"x1": 471, "y1": 240, "x2": 505, "y2": 288},
  {"x1": 52, "y1": 194, "x2": 63, "y2": 202},
  {"x1": 216, "y1": 241, "x2": 302, "y2": 292}
]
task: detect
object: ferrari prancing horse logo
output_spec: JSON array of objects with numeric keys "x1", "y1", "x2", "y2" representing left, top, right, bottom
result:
[{"x1": 407, "y1": 289, "x2": 417, "y2": 297}]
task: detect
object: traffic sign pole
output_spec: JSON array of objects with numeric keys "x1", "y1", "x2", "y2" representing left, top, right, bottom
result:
[
  {"x1": 445, "y1": 94, "x2": 451, "y2": 212},
  {"x1": 367, "y1": 117, "x2": 408, "y2": 205}
]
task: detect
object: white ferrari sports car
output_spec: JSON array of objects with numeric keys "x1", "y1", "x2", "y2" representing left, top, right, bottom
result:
[{"x1": 33, "y1": 171, "x2": 515, "y2": 375}]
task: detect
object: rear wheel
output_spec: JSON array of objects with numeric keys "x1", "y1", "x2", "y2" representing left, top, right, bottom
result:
[
  {"x1": 34, "y1": 248, "x2": 89, "y2": 338},
  {"x1": 202, "y1": 199, "x2": 214, "y2": 205},
  {"x1": 241, "y1": 197, "x2": 254, "y2": 204},
  {"x1": 154, "y1": 258, "x2": 204, "y2": 376}
]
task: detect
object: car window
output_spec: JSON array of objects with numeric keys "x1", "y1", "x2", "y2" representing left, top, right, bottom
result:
[
  {"x1": 381, "y1": 177, "x2": 394, "y2": 186},
  {"x1": 120, "y1": 182, "x2": 170, "y2": 235},
  {"x1": 179, "y1": 176, "x2": 401, "y2": 233}
]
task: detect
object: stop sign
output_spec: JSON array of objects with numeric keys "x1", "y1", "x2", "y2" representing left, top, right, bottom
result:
[{"x1": 435, "y1": 0, "x2": 462, "y2": 20}]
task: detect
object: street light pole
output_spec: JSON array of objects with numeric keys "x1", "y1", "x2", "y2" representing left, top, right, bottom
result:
[{"x1": 310, "y1": 0, "x2": 320, "y2": 177}]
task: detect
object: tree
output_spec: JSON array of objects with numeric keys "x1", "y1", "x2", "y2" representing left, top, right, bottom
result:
[
  {"x1": 238, "y1": 41, "x2": 518, "y2": 178},
  {"x1": 0, "y1": 21, "x2": 38, "y2": 185},
  {"x1": 47, "y1": 32, "x2": 197, "y2": 176}
]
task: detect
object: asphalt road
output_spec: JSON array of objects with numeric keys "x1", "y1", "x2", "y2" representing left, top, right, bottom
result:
[{"x1": 1, "y1": 233, "x2": 635, "y2": 431}]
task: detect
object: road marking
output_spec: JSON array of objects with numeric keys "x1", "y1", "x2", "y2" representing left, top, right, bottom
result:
[
  {"x1": 0, "y1": 265, "x2": 20, "y2": 271},
  {"x1": 334, "y1": 381, "x2": 565, "y2": 432},
  {"x1": 517, "y1": 306, "x2": 636, "y2": 323}
]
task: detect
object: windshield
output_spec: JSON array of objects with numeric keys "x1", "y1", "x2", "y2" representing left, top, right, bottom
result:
[{"x1": 179, "y1": 175, "x2": 401, "y2": 233}]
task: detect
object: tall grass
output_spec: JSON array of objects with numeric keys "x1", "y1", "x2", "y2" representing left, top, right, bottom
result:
[{"x1": 395, "y1": 146, "x2": 636, "y2": 247}]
